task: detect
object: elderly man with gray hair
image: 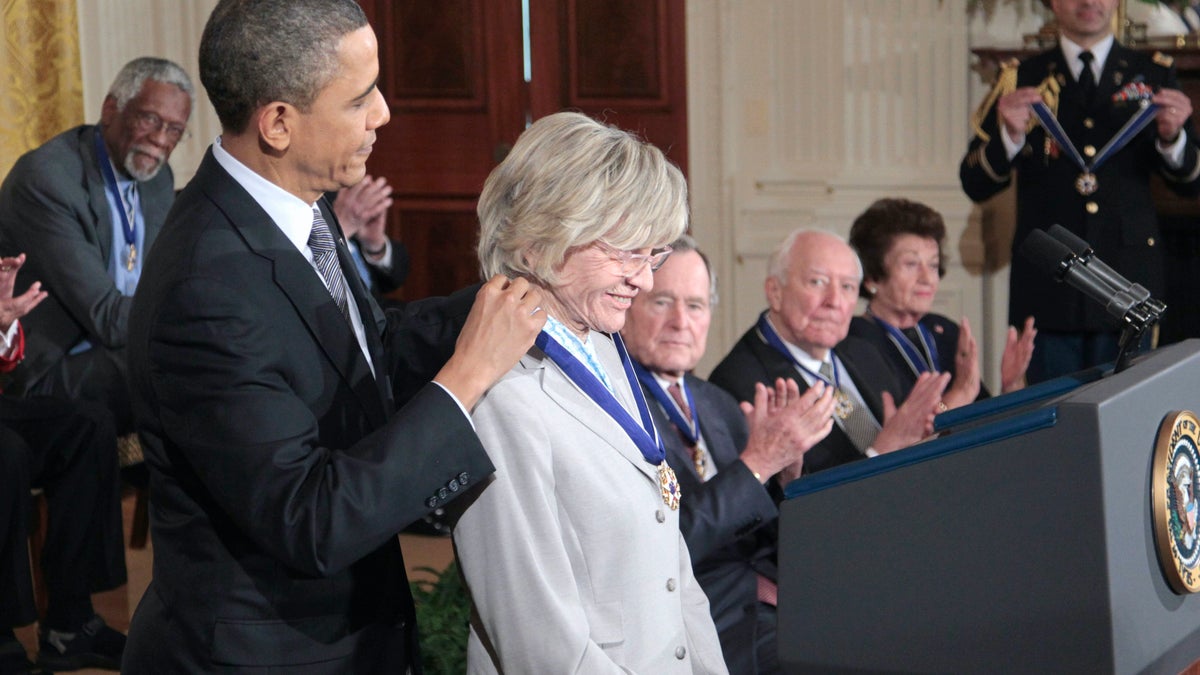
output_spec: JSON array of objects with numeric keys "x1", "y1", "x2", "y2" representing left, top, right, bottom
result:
[
  {"x1": 621, "y1": 233, "x2": 836, "y2": 674},
  {"x1": 709, "y1": 229, "x2": 948, "y2": 476},
  {"x1": 0, "y1": 56, "x2": 194, "y2": 435}
]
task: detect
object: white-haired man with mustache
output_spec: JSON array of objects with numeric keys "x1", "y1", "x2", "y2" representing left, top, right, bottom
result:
[{"x1": 0, "y1": 57, "x2": 193, "y2": 435}]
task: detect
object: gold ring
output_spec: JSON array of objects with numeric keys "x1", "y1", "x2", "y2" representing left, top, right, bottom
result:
[{"x1": 936, "y1": 401, "x2": 948, "y2": 413}]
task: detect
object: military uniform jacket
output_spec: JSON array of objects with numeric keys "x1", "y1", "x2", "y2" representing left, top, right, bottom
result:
[{"x1": 959, "y1": 43, "x2": 1200, "y2": 332}]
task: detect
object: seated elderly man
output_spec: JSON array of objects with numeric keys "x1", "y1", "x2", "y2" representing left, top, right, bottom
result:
[
  {"x1": 621, "y1": 234, "x2": 834, "y2": 675},
  {"x1": 0, "y1": 254, "x2": 126, "y2": 674},
  {"x1": 0, "y1": 57, "x2": 193, "y2": 436},
  {"x1": 709, "y1": 229, "x2": 949, "y2": 475}
]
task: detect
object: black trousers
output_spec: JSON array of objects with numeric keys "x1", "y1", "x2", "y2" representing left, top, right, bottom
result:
[
  {"x1": 29, "y1": 347, "x2": 134, "y2": 436},
  {"x1": 0, "y1": 395, "x2": 125, "y2": 627}
]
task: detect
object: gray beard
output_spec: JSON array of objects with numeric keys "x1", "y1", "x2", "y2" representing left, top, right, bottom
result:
[{"x1": 123, "y1": 146, "x2": 164, "y2": 182}]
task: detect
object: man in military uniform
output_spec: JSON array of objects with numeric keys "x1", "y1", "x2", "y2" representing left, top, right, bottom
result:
[{"x1": 960, "y1": 0, "x2": 1200, "y2": 382}]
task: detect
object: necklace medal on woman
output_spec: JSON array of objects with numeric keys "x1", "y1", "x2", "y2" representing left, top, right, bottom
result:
[
  {"x1": 535, "y1": 329, "x2": 681, "y2": 510},
  {"x1": 658, "y1": 462, "x2": 680, "y2": 510}
]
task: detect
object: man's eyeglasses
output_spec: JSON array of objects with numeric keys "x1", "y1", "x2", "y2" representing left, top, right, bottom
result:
[
  {"x1": 595, "y1": 241, "x2": 673, "y2": 276},
  {"x1": 132, "y1": 111, "x2": 190, "y2": 143}
]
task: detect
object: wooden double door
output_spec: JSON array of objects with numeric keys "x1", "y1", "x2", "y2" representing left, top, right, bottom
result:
[{"x1": 359, "y1": 0, "x2": 688, "y2": 300}]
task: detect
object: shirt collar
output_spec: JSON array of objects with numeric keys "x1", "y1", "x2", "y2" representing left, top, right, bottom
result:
[
  {"x1": 211, "y1": 136, "x2": 318, "y2": 256},
  {"x1": 1060, "y1": 33, "x2": 1114, "y2": 79}
]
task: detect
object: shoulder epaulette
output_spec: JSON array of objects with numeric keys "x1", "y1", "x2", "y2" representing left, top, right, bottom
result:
[
  {"x1": 971, "y1": 58, "x2": 1020, "y2": 143},
  {"x1": 1153, "y1": 51, "x2": 1174, "y2": 68}
]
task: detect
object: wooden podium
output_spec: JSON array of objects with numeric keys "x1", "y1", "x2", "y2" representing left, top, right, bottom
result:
[{"x1": 777, "y1": 340, "x2": 1200, "y2": 673}]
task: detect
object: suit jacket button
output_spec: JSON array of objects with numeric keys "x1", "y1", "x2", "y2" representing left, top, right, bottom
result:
[
  {"x1": 437, "y1": 487, "x2": 450, "y2": 500},
  {"x1": 1083, "y1": 144, "x2": 1096, "y2": 157},
  {"x1": 1148, "y1": 237, "x2": 1156, "y2": 247},
  {"x1": 447, "y1": 478, "x2": 460, "y2": 492},
  {"x1": 1084, "y1": 117, "x2": 1095, "y2": 128},
  {"x1": 458, "y1": 471, "x2": 470, "y2": 484},
  {"x1": 666, "y1": 578, "x2": 677, "y2": 592},
  {"x1": 655, "y1": 510, "x2": 666, "y2": 523},
  {"x1": 425, "y1": 496, "x2": 438, "y2": 508},
  {"x1": 675, "y1": 646, "x2": 687, "y2": 660},
  {"x1": 1085, "y1": 201, "x2": 1099, "y2": 214}
]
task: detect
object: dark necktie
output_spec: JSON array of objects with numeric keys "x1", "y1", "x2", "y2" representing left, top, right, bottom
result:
[
  {"x1": 308, "y1": 207, "x2": 353, "y2": 326},
  {"x1": 667, "y1": 381, "x2": 707, "y2": 479},
  {"x1": 1078, "y1": 51, "x2": 1096, "y2": 106},
  {"x1": 819, "y1": 360, "x2": 879, "y2": 453}
]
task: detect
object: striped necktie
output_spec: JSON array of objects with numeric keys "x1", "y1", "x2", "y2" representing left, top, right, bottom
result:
[
  {"x1": 308, "y1": 207, "x2": 352, "y2": 325},
  {"x1": 667, "y1": 381, "x2": 707, "y2": 479},
  {"x1": 819, "y1": 360, "x2": 879, "y2": 453}
]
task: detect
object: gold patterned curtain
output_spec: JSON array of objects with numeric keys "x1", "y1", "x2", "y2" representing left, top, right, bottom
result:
[{"x1": 0, "y1": 0, "x2": 82, "y2": 180}]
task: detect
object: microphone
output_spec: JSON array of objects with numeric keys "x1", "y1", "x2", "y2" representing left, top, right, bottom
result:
[
  {"x1": 1018, "y1": 229, "x2": 1153, "y2": 326},
  {"x1": 1045, "y1": 224, "x2": 1167, "y2": 317},
  {"x1": 1045, "y1": 224, "x2": 1154, "y2": 305}
]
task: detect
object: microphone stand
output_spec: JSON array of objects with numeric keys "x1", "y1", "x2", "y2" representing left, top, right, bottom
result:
[{"x1": 1114, "y1": 301, "x2": 1165, "y2": 374}]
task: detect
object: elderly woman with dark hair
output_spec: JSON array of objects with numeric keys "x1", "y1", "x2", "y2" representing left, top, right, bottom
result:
[
  {"x1": 453, "y1": 111, "x2": 728, "y2": 674},
  {"x1": 848, "y1": 197, "x2": 1036, "y2": 411}
]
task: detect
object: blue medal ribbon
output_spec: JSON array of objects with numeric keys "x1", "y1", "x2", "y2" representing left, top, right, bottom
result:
[
  {"x1": 631, "y1": 360, "x2": 700, "y2": 446},
  {"x1": 755, "y1": 311, "x2": 842, "y2": 388},
  {"x1": 1031, "y1": 99, "x2": 1158, "y2": 181},
  {"x1": 867, "y1": 312, "x2": 940, "y2": 377},
  {"x1": 92, "y1": 132, "x2": 138, "y2": 263},
  {"x1": 535, "y1": 330, "x2": 666, "y2": 465}
]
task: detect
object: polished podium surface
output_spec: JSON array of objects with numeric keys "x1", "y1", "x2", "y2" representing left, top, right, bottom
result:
[{"x1": 777, "y1": 340, "x2": 1200, "y2": 674}]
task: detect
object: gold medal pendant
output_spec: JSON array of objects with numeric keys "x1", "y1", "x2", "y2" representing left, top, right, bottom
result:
[
  {"x1": 125, "y1": 243, "x2": 137, "y2": 272},
  {"x1": 834, "y1": 389, "x2": 855, "y2": 420},
  {"x1": 658, "y1": 460, "x2": 680, "y2": 510},
  {"x1": 1075, "y1": 172, "x2": 1098, "y2": 196}
]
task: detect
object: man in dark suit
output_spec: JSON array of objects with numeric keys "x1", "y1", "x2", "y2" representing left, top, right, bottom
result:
[
  {"x1": 710, "y1": 229, "x2": 948, "y2": 476},
  {"x1": 121, "y1": 1, "x2": 544, "y2": 672},
  {"x1": 960, "y1": 0, "x2": 1200, "y2": 383},
  {"x1": 0, "y1": 254, "x2": 127, "y2": 674},
  {"x1": 621, "y1": 235, "x2": 834, "y2": 674},
  {"x1": 0, "y1": 57, "x2": 193, "y2": 434}
]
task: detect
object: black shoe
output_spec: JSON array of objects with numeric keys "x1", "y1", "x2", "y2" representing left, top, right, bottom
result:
[
  {"x1": 36, "y1": 615, "x2": 123, "y2": 671},
  {"x1": 0, "y1": 640, "x2": 52, "y2": 675}
]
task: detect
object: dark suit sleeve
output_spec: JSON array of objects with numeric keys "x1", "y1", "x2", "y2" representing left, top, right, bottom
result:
[
  {"x1": 673, "y1": 383, "x2": 777, "y2": 564},
  {"x1": 141, "y1": 274, "x2": 492, "y2": 577},
  {"x1": 383, "y1": 282, "x2": 480, "y2": 406},
  {"x1": 365, "y1": 239, "x2": 410, "y2": 295},
  {"x1": 0, "y1": 150, "x2": 132, "y2": 348}
]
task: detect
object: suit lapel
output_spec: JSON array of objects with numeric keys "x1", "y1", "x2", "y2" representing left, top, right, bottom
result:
[
  {"x1": 323, "y1": 201, "x2": 395, "y2": 415},
  {"x1": 533, "y1": 341, "x2": 660, "y2": 483},
  {"x1": 746, "y1": 330, "x2": 862, "y2": 462},
  {"x1": 643, "y1": 381, "x2": 697, "y2": 479},
  {"x1": 196, "y1": 153, "x2": 387, "y2": 427},
  {"x1": 81, "y1": 126, "x2": 114, "y2": 263},
  {"x1": 687, "y1": 376, "x2": 739, "y2": 469}
]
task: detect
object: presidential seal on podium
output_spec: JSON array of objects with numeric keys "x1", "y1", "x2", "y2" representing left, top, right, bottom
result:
[{"x1": 1153, "y1": 410, "x2": 1200, "y2": 594}]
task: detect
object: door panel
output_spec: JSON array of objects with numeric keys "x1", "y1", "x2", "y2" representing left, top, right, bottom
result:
[
  {"x1": 362, "y1": 0, "x2": 686, "y2": 300},
  {"x1": 529, "y1": 0, "x2": 688, "y2": 171}
]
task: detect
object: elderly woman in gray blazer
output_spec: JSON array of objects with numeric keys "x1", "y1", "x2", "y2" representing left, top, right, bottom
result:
[{"x1": 454, "y1": 111, "x2": 728, "y2": 674}]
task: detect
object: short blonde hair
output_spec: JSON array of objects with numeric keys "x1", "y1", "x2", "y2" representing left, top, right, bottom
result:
[{"x1": 477, "y1": 111, "x2": 688, "y2": 284}]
